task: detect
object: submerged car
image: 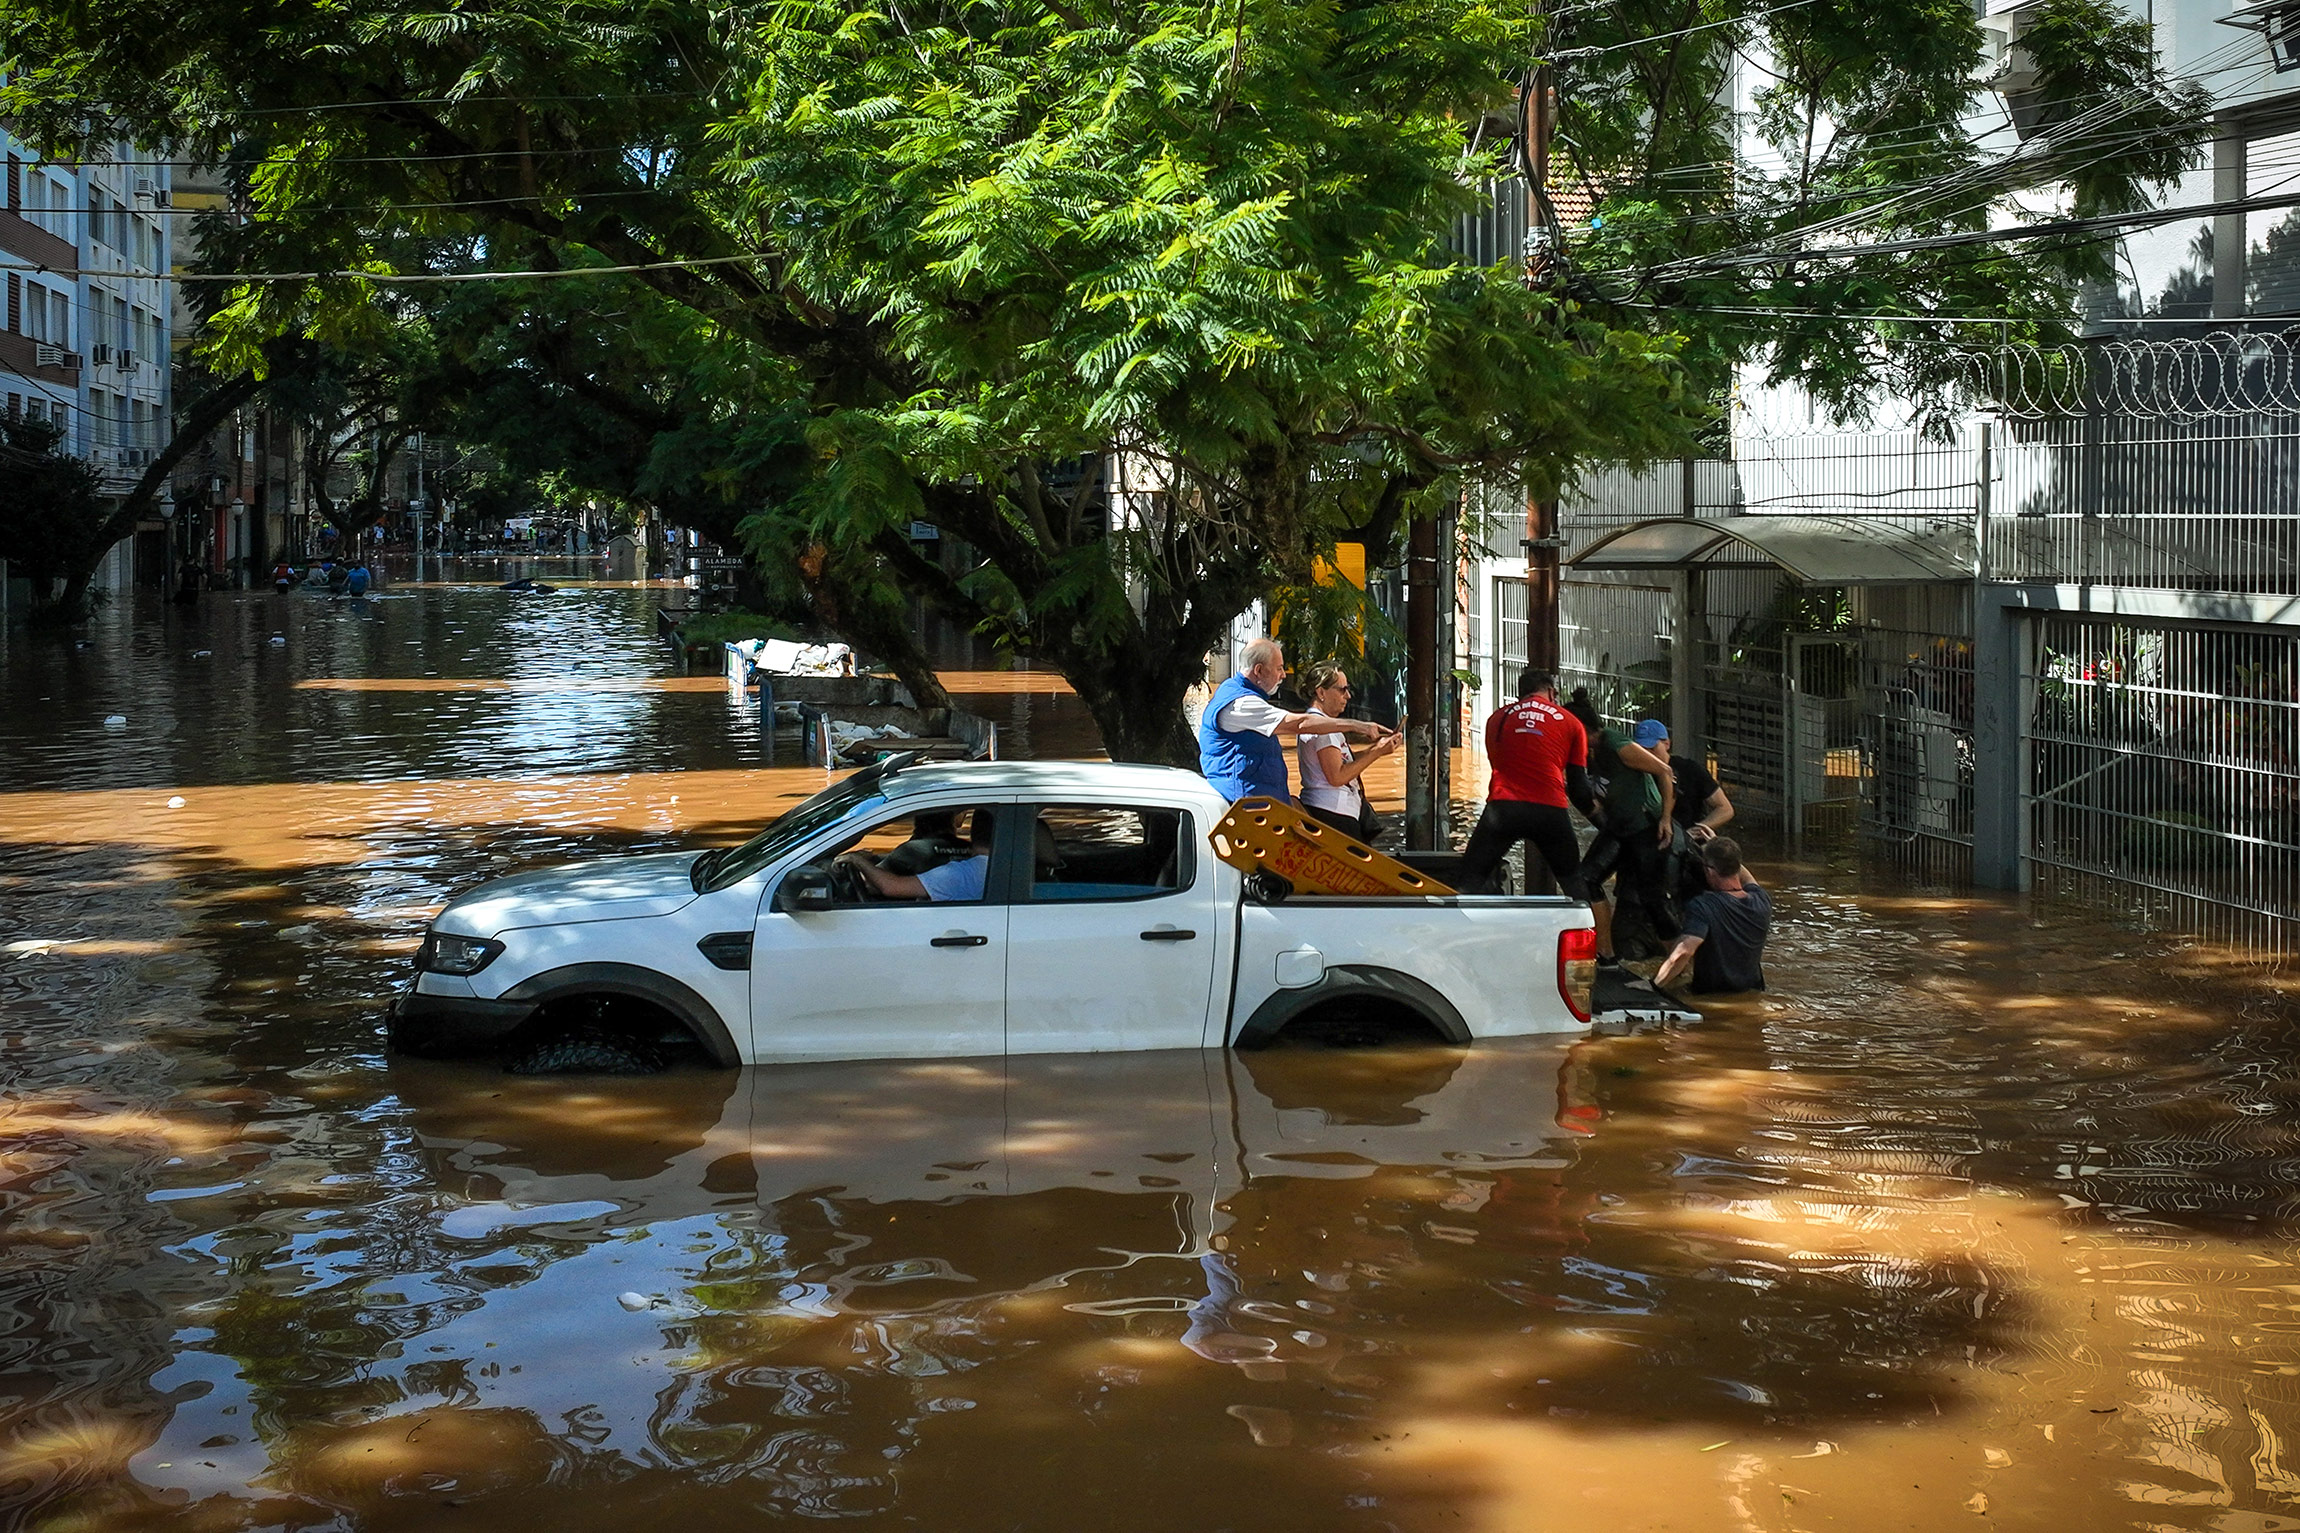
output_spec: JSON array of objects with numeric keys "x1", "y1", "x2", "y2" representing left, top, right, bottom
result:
[{"x1": 389, "y1": 755, "x2": 1596, "y2": 1072}]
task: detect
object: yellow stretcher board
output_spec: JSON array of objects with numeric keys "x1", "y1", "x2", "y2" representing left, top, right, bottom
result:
[{"x1": 1207, "y1": 796, "x2": 1457, "y2": 898}]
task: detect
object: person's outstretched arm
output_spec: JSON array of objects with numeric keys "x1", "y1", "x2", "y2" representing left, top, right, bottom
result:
[{"x1": 1656, "y1": 933, "x2": 1703, "y2": 989}]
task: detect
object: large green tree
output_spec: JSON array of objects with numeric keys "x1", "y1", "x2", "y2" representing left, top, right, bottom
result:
[
  {"x1": 0, "y1": 414, "x2": 109, "y2": 615},
  {"x1": 3, "y1": 0, "x2": 2208, "y2": 749},
  {"x1": 4, "y1": 0, "x2": 1693, "y2": 760}
]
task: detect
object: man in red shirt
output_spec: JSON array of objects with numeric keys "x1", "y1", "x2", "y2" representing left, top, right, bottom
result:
[{"x1": 1461, "y1": 668, "x2": 1617, "y2": 959}]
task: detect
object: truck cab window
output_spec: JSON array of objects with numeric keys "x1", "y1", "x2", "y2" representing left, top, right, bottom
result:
[
  {"x1": 807, "y1": 805, "x2": 996, "y2": 906},
  {"x1": 1027, "y1": 805, "x2": 1190, "y2": 902}
]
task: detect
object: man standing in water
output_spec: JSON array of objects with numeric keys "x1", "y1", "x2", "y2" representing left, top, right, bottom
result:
[
  {"x1": 1459, "y1": 668, "x2": 1630, "y2": 961},
  {"x1": 1656, "y1": 837, "x2": 1770, "y2": 994},
  {"x1": 1198, "y1": 637, "x2": 1394, "y2": 803}
]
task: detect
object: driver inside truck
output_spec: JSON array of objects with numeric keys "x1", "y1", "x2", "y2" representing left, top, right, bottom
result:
[{"x1": 837, "y1": 808, "x2": 995, "y2": 902}]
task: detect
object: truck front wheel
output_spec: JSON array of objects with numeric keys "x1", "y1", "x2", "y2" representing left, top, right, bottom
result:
[{"x1": 503, "y1": 995, "x2": 685, "y2": 1075}]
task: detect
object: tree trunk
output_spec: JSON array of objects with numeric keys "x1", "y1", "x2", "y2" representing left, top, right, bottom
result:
[
  {"x1": 810, "y1": 560, "x2": 952, "y2": 712},
  {"x1": 1067, "y1": 664, "x2": 1201, "y2": 767},
  {"x1": 51, "y1": 369, "x2": 262, "y2": 620}
]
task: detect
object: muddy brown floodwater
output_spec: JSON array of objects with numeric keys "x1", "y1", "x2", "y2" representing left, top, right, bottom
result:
[{"x1": 4, "y1": 559, "x2": 2300, "y2": 1532}]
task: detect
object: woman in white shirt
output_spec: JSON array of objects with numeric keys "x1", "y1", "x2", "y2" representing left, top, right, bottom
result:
[{"x1": 1295, "y1": 662, "x2": 1401, "y2": 842}]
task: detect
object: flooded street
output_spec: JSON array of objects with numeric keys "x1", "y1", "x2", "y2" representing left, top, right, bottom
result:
[{"x1": 7, "y1": 562, "x2": 2300, "y2": 1532}]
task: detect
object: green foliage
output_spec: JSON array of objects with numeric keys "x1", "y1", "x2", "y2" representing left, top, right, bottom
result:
[
  {"x1": 1556, "y1": 0, "x2": 2212, "y2": 422},
  {"x1": 1270, "y1": 571, "x2": 1408, "y2": 701},
  {"x1": 0, "y1": 415, "x2": 109, "y2": 613},
  {"x1": 673, "y1": 610, "x2": 802, "y2": 650},
  {"x1": 15, "y1": 0, "x2": 2188, "y2": 747}
]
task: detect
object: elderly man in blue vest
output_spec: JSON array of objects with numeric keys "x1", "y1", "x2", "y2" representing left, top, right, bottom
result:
[{"x1": 1198, "y1": 637, "x2": 1397, "y2": 803}]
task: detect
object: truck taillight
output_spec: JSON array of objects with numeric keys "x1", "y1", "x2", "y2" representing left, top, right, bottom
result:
[{"x1": 1557, "y1": 926, "x2": 1596, "y2": 1023}]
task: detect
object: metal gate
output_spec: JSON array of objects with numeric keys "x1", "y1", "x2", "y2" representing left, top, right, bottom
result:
[
  {"x1": 2023, "y1": 614, "x2": 2300, "y2": 945},
  {"x1": 1863, "y1": 628, "x2": 1975, "y2": 876},
  {"x1": 1787, "y1": 634, "x2": 1863, "y2": 836}
]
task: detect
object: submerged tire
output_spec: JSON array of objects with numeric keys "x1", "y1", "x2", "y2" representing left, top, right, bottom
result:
[{"x1": 505, "y1": 1029, "x2": 668, "y2": 1076}]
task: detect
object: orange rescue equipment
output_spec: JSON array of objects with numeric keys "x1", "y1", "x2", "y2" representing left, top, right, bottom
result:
[{"x1": 1207, "y1": 796, "x2": 1456, "y2": 898}]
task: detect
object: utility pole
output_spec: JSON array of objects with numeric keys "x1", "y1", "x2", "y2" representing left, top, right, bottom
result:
[
  {"x1": 1523, "y1": 60, "x2": 1564, "y2": 675},
  {"x1": 1405, "y1": 512, "x2": 1440, "y2": 849}
]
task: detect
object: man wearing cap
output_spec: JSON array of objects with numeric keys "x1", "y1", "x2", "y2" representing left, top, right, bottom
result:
[
  {"x1": 1635, "y1": 716, "x2": 1735, "y2": 909},
  {"x1": 1198, "y1": 637, "x2": 1395, "y2": 803}
]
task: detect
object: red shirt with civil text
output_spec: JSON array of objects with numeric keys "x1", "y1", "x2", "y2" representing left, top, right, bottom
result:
[{"x1": 1484, "y1": 695, "x2": 1587, "y2": 807}]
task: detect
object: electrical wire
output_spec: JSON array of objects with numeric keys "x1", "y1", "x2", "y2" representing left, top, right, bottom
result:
[
  {"x1": 0, "y1": 251, "x2": 769, "y2": 283},
  {"x1": 1547, "y1": 0, "x2": 1821, "y2": 60}
]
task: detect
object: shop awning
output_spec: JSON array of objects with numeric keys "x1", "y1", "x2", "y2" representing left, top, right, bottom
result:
[{"x1": 1568, "y1": 516, "x2": 1973, "y2": 585}]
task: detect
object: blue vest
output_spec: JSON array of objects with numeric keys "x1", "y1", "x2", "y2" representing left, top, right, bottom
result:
[{"x1": 1199, "y1": 672, "x2": 1292, "y2": 803}]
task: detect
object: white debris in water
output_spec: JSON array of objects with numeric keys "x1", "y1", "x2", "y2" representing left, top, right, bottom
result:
[
  {"x1": 268, "y1": 635, "x2": 287, "y2": 646},
  {"x1": 4, "y1": 939, "x2": 63, "y2": 956},
  {"x1": 103, "y1": 714, "x2": 127, "y2": 728},
  {"x1": 617, "y1": 1292, "x2": 654, "y2": 1311},
  {"x1": 191, "y1": 649, "x2": 212, "y2": 658},
  {"x1": 827, "y1": 720, "x2": 914, "y2": 750},
  {"x1": 167, "y1": 796, "x2": 187, "y2": 809}
]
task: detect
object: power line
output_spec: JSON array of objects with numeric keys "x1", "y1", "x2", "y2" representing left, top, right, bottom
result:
[
  {"x1": 1614, "y1": 186, "x2": 2300, "y2": 278},
  {"x1": 0, "y1": 251, "x2": 769, "y2": 284},
  {"x1": 1546, "y1": 0, "x2": 1821, "y2": 60}
]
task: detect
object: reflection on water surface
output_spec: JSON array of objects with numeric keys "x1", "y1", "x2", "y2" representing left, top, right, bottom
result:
[{"x1": 4, "y1": 562, "x2": 2300, "y2": 1531}]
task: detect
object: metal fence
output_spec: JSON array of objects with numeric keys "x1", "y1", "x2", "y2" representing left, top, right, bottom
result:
[
  {"x1": 1542, "y1": 409, "x2": 2300, "y2": 948},
  {"x1": 1987, "y1": 415, "x2": 2300, "y2": 594},
  {"x1": 2024, "y1": 614, "x2": 2300, "y2": 945},
  {"x1": 1559, "y1": 577, "x2": 1672, "y2": 727}
]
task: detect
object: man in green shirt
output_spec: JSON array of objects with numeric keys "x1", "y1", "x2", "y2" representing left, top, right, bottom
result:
[{"x1": 1565, "y1": 693, "x2": 1675, "y2": 971}]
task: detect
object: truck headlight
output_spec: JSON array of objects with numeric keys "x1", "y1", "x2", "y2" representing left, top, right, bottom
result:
[{"x1": 417, "y1": 930, "x2": 504, "y2": 976}]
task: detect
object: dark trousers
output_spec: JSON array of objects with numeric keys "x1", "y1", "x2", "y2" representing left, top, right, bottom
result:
[
  {"x1": 1302, "y1": 800, "x2": 1381, "y2": 845},
  {"x1": 1460, "y1": 800, "x2": 1587, "y2": 898},
  {"x1": 1581, "y1": 824, "x2": 1679, "y2": 946}
]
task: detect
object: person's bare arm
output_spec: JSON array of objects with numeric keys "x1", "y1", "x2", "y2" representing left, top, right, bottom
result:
[
  {"x1": 1688, "y1": 786, "x2": 1733, "y2": 843},
  {"x1": 1617, "y1": 739, "x2": 1674, "y2": 843},
  {"x1": 1272, "y1": 711, "x2": 1393, "y2": 743},
  {"x1": 838, "y1": 852, "x2": 926, "y2": 901},
  {"x1": 1319, "y1": 734, "x2": 1401, "y2": 788},
  {"x1": 1655, "y1": 932, "x2": 1703, "y2": 989}
]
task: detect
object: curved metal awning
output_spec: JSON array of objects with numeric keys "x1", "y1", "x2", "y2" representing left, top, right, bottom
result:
[{"x1": 1568, "y1": 516, "x2": 1973, "y2": 585}]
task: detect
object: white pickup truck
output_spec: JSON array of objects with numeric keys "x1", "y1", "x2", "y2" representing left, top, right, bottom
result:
[{"x1": 389, "y1": 755, "x2": 1596, "y2": 1071}]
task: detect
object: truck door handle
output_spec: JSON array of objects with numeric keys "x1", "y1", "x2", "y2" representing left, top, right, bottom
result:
[
  {"x1": 1139, "y1": 927, "x2": 1198, "y2": 942},
  {"x1": 931, "y1": 933, "x2": 989, "y2": 948}
]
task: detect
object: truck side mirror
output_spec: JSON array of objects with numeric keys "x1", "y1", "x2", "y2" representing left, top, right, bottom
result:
[{"x1": 777, "y1": 867, "x2": 834, "y2": 914}]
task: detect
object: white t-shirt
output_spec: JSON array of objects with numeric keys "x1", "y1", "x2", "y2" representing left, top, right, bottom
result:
[
  {"x1": 1296, "y1": 710, "x2": 1362, "y2": 816},
  {"x1": 916, "y1": 855, "x2": 988, "y2": 902},
  {"x1": 1213, "y1": 692, "x2": 1287, "y2": 736}
]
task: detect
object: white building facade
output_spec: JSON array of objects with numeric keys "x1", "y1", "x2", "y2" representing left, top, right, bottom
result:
[{"x1": 2, "y1": 107, "x2": 172, "y2": 601}]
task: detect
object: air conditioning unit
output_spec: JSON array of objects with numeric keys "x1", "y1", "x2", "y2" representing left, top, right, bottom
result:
[
  {"x1": 90, "y1": 343, "x2": 113, "y2": 365},
  {"x1": 117, "y1": 349, "x2": 135, "y2": 371},
  {"x1": 34, "y1": 344, "x2": 69, "y2": 368},
  {"x1": 133, "y1": 177, "x2": 154, "y2": 199}
]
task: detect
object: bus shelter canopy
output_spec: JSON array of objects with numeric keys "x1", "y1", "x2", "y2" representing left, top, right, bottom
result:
[{"x1": 1567, "y1": 516, "x2": 1973, "y2": 585}]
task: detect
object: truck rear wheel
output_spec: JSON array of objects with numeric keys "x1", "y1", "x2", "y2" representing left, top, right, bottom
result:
[{"x1": 1266, "y1": 999, "x2": 1446, "y2": 1050}]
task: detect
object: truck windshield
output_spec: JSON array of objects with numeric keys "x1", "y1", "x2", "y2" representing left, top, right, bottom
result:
[{"x1": 694, "y1": 777, "x2": 885, "y2": 893}]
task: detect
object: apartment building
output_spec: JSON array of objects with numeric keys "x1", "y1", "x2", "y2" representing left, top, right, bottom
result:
[{"x1": 2, "y1": 109, "x2": 172, "y2": 596}]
